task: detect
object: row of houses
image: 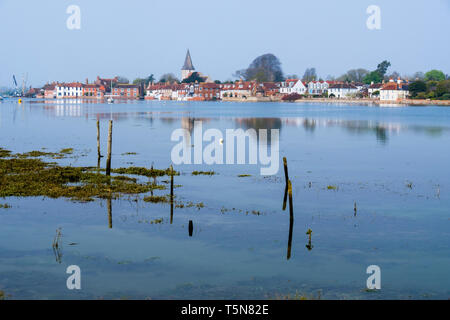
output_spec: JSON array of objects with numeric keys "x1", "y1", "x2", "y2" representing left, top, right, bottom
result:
[
  {"x1": 30, "y1": 77, "x2": 409, "y2": 102},
  {"x1": 144, "y1": 78, "x2": 409, "y2": 101},
  {"x1": 35, "y1": 76, "x2": 142, "y2": 99}
]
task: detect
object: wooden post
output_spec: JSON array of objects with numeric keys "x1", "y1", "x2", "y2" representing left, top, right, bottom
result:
[
  {"x1": 354, "y1": 201, "x2": 357, "y2": 217},
  {"x1": 283, "y1": 157, "x2": 289, "y2": 185},
  {"x1": 170, "y1": 165, "x2": 174, "y2": 200},
  {"x1": 170, "y1": 165, "x2": 174, "y2": 224},
  {"x1": 188, "y1": 220, "x2": 193, "y2": 237},
  {"x1": 282, "y1": 157, "x2": 289, "y2": 211},
  {"x1": 106, "y1": 120, "x2": 113, "y2": 176},
  {"x1": 288, "y1": 180, "x2": 294, "y2": 218},
  {"x1": 97, "y1": 120, "x2": 101, "y2": 158},
  {"x1": 287, "y1": 179, "x2": 294, "y2": 260}
]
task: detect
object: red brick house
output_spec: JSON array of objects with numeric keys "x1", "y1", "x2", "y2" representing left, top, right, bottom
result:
[{"x1": 111, "y1": 84, "x2": 140, "y2": 99}]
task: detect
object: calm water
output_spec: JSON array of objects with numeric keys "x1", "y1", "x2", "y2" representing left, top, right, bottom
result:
[{"x1": 0, "y1": 99, "x2": 449, "y2": 299}]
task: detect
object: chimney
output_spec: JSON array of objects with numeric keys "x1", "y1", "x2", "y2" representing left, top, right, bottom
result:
[
  {"x1": 371, "y1": 81, "x2": 374, "y2": 85},
  {"x1": 389, "y1": 78, "x2": 394, "y2": 83},
  {"x1": 86, "y1": 78, "x2": 89, "y2": 85},
  {"x1": 397, "y1": 77, "x2": 401, "y2": 85}
]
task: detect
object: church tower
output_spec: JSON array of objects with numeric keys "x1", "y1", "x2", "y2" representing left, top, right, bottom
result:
[{"x1": 181, "y1": 49, "x2": 195, "y2": 81}]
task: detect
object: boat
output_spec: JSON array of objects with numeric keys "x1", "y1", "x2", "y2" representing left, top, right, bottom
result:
[{"x1": 0, "y1": 95, "x2": 3, "y2": 101}]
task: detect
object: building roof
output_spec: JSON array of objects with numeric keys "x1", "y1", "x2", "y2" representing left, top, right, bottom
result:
[
  {"x1": 329, "y1": 83, "x2": 357, "y2": 89},
  {"x1": 182, "y1": 49, "x2": 195, "y2": 71},
  {"x1": 113, "y1": 84, "x2": 139, "y2": 89}
]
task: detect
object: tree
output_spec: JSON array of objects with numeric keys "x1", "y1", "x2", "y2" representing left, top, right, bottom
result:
[
  {"x1": 133, "y1": 74, "x2": 155, "y2": 86},
  {"x1": 376, "y1": 60, "x2": 391, "y2": 77},
  {"x1": 302, "y1": 68, "x2": 317, "y2": 82},
  {"x1": 181, "y1": 72, "x2": 205, "y2": 83},
  {"x1": 388, "y1": 71, "x2": 401, "y2": 80},
  {"x1": 285, "y1": 74, "x2": 299, "y2": 79},
  {"x1": 363, "y1": 71, "x2": 383, "y2": 84},
  {"x1": 116, "y1": 76, "x2": 129, "y2": 84},
  {"x1": 424, "y1": 70, "x2": 446, "y2": 82},
  {"x1": 159, "y1": 73, "x2": 179, "y2": 83},
  {"x1": 338, "y1": 68, "x2": 369, "y2": 82},
  {"x1": 412, "y1": 71, "x2": 425, "y2": 80},
  {"x1": 234, "y1": 53, "x2": 284, "y2": 82},
  {"x1": 408, "y1": 80, "x2": 427, "y2": 97},
  {"x1": 435, "y1": 80, "x2": 450, "y2": 97}
]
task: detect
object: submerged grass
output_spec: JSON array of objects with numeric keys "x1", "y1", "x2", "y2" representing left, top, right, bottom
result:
[
  {"x1": 112, "y1": 167, "x2": 178, "y2": 178},
  {"x1": 0, "y1": 148, "x2": 169, "y2": 202},
  {"x1": 192, "y1": 171, "x2": 215, "y2": 176},
  {"x1": 0, "y1": 203, "x2": 11, "y2": 209}
]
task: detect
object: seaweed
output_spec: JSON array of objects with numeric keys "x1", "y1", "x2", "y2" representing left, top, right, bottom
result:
[{"x1": 0, "y1": 147, "x2": 167, "y2": 202}]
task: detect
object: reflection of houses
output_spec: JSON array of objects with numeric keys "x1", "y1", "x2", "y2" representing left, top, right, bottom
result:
[
  {"x1": 380, "y1": 78, "x2": 409, "y2": 101},
  {"x1": 328, "y1": 83, "x2": 358, "y2": 98},
  {"x1": 280, "y1": 79, "x2": 306, "y2": 95}
]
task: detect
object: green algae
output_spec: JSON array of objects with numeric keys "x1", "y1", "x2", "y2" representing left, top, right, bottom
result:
[
  {"x1": 0, "y1": 203, "x2": 11, "y2": 209},
  {"x1": 192, "y1": 170, "x2": 215, "y2": 176},
  {"x1": 238, "y1": 174, "x2": 251, "y2": 178},
  {"x1": 0, "y1": 147, "x2": 167, "y2": 202},
  {"x1": 143, "y1": 195, "x2": 170, "y2": 203},
  {"x1": 112, "y1": 167, "x2": 178, "y2": 177}
]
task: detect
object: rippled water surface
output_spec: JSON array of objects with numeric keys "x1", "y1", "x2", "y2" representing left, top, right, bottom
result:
[{"x1": 0, "y1": 99, "x2": 449, "y2": 299}]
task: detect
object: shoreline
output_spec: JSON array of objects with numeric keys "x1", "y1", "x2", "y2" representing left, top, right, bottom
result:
[{"x1": 4, "y1": 96, "x2": 450, "y2": 106}]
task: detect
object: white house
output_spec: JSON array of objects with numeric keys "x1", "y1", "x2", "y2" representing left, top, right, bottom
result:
[
  {"x1": 380, "y1": 78, "x2": 409, "y2": 101},
  {"x1": 307, "y1": 81, "x2": 329, "y2": 95},
  {"x1": 56, "y1": 83, "x2": 83, "y2": 98},
  {"x1": 368, "y1": 82, "x2": 383, "y2": 98},
  {"x1": 328, "y1": 83, "x2": 359, "y2": 98},
  {"x1": 280, "y1": 79, "x2": 307, "y2": 95}
]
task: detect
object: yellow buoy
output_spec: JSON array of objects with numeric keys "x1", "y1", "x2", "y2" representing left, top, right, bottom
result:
[{"x1": 18, "y1": 99, "x2": 23, "y2": 104}]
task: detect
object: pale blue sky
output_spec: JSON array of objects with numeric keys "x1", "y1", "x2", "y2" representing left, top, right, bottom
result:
[{"x1": 0, "y1": 0, "x2": 448, "y2": 87}]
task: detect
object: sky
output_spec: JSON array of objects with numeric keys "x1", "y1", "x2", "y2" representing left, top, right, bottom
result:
[{"x1": 0, "y1": 0, "x2": 449, "y2": 87}]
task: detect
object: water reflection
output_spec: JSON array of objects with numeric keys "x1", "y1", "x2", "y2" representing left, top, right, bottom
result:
[{"x1": 107, "y1": 197, "x2": 113, "y2": 229}]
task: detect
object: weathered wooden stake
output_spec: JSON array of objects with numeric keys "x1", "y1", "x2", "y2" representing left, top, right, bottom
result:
[
  {"x1": 287, "y1": 179, "x2": 294, "y2": 260},
  {"x1": 97, "y1": 120, "x2": 101, "y2": 158},
  {"x1": 170, "y1": 165, "x2": 174, "y2": 199},
  {"x1": 188, "y1": 220, "x2": 193, "y2": 237},
  {"x1": 283, "y1": 157, "x2": 289, "y2": 185},
  {"x1": 354, "y1": 201, "x2": 357, "y2": 217},
  {"x1": 288, "y1": 180, "x2": 294, "y2": 218},
  {"x1": 105, "y1": 120, "x2": 113, "y2": 176},
  {"x1": 282, "y1": 157, "x2": 289, "y2": 211},
  {"x1": 170, "y1": 165, "x2": 174, "y2": 224}
]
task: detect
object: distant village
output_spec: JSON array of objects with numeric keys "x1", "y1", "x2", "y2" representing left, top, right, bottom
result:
[{"x1": 21, "y1": 50, "x2": 444, "y2": 104}]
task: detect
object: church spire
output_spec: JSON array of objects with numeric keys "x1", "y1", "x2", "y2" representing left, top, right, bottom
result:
[{"x1": 182, "y1": 49, "x2": 195, "y2": 71}]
